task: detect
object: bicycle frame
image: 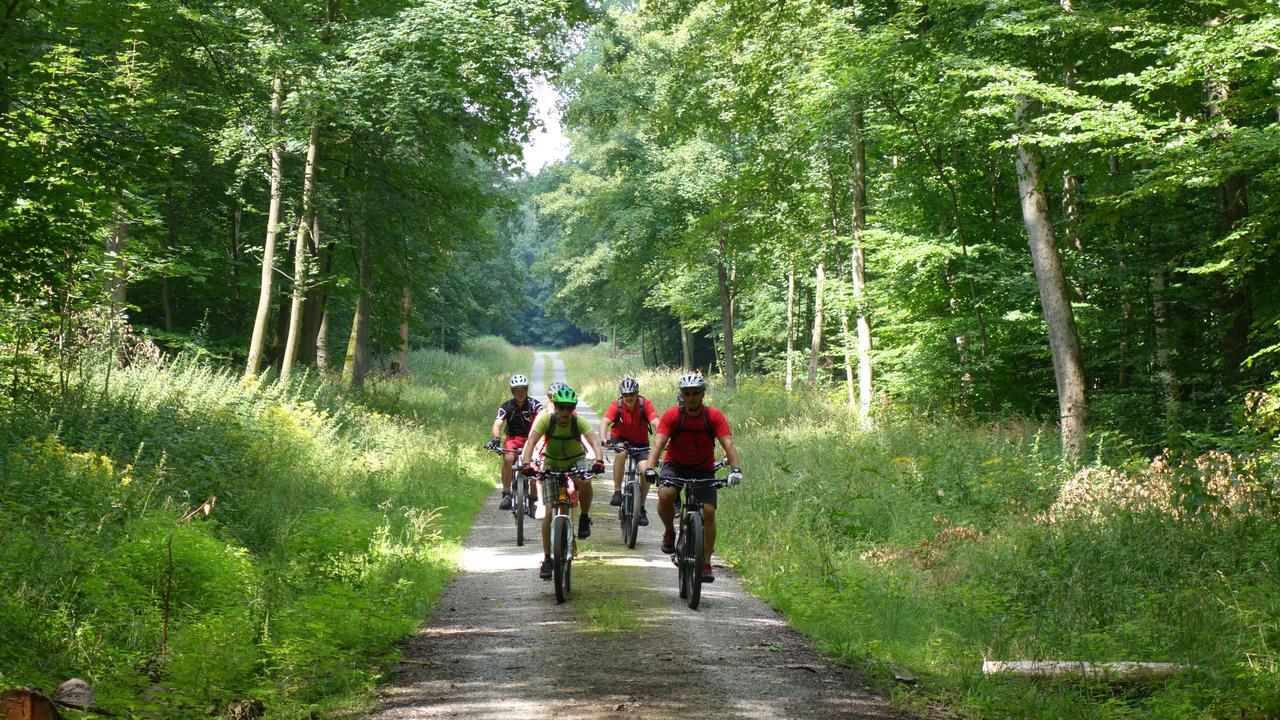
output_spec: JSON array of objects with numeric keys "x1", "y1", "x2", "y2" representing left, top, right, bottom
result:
[
  {"x1": 488, "y1": 445, "x2": 529, "y2": 546},
  {"x1": 534, "y1": 467, "x2": 588, "y2": 603},
  {"x1": 610, "y1": 441, "x2": 644, "y2": 548}
]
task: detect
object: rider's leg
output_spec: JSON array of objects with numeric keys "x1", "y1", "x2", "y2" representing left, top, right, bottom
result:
[
  {"x1": 500, "y1": 452, "x2": 513, "y2": 493},
  {"x1": 638, "y1": 459, "x2": 651, "y2": 501},
  {"x1": 657, "y1": 485, "x2": 677, "y2": 533},
  {"x1": 541, "y1": 510, "x2": 552, "y2": 557},
  {"x1": 612, "y1": 450, "x2": 624, "y2": 493},
  {"x1": 578, "y1": 476, "x2": 592, "y2": 515},
  {"x1": 703, "y1": 503, "x2": 717, "y2": 558}
]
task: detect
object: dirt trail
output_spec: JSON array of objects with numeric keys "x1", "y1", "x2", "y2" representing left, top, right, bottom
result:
[{"x1": 365, "y1": 352, "x2": 907, "y2": 720}]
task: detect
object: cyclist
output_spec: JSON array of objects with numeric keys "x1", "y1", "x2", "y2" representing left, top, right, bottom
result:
[
  {"x1": 644, "y1": 373, "x2": 743, "y2": 583},
  {"x1": 519, "y1": 386, "x2": 605, "y2": 580},
  {"x1": 486, "y1": 374, "x2": 543, "y2": 511},
  {"x1": 600, "y1": 376, "x2": 658, "y2": 526}
]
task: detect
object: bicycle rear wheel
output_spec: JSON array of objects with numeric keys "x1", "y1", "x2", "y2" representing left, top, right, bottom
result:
[
  {"x1": 514, "y1": 474, "x2": 525, "y2": 546},
  {"x1": 684, "y1": 511, "x2": 704, "y2": 610},
  {"x1": 552, "y1": 514, "x2": 570, "y2": 604}
]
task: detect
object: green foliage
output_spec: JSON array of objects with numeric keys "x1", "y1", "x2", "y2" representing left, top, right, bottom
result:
[
  {"x1": 560, "y1": 343, "x2": 1280, "y2": 719},
  {"x1": 0, "y1": 337, "x2": 527, "y2": 717}
]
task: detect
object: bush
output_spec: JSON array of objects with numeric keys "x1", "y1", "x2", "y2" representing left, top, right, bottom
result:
[{"x1": 0, "y1": 337, "x2": 530, "y2": 718}]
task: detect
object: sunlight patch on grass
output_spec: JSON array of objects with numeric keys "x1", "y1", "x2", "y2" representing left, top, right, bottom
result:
[{"x1": 570, "y1": 551, "x2": 661, "y2": 635}]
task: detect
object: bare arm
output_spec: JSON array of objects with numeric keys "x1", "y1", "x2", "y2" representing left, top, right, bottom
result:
[
  {"x1": 584, "y1": 429, "x2": 603, "y2": 463},
  {"x1": 646, "y1": 432, "x2": 670, "y2": 469},
  {"x1": 718, "y1": 435, "x2": 742, "y2": 470},
  {"x1": 520, "y1": 428, "x2": 544, "y2": 466},
  {"x1": 490, "y1": 417, "x2": 503, "y2": 439}
]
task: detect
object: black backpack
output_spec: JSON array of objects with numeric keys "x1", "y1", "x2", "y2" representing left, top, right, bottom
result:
[
  {"x1": 612, "y1": 395, "x2": 654, "y2": 435},
  {"x1": 669, "y1": 405, "x2": 717, "y2": 442}
]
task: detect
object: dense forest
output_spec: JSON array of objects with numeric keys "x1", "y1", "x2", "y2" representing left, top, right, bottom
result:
[
  {"x1": 0, "y1": 0, "x2": 591, "y2": 393},
  {"x1": 4, "y1": 0, "x2": 1278, "y2": 451},
  {"x1": 3, "y1": 0, "x2": 1280, "y2": 718},
  {"x1": 525, "y1": 0, "x2": 1280, "y2": 458}
]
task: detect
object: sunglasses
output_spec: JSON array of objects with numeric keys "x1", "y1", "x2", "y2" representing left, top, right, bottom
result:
[
  {"x1": 681, "y1": 389, "x2": 704, "y2": 397},
  {"x1": 621, "y1": 392, "x2": 638, "y2": 398},
  {"x1": 554, "y1": 403, "x2": 577, "y2": 411}
]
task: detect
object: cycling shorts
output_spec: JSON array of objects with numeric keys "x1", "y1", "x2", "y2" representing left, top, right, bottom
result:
[
  {"x1": 658, "y1": 464, "x2": 717, "y2": 507},
  {"x1": 612, "y1": 441, "x2": 650, "y2": 465},
  {"x1": 503, "y1": 436, "x2": 528, "y2": 454}
]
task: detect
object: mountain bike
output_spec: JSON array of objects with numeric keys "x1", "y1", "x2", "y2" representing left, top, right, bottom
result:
[
  {"x1": 487, "y1": 445, "x2": 532, "y2": 546},
  {"x1": 531, "y1": 465, "x2": 601, "y2": 603},
  {"x1": 665, "y1": 459, "x2": 729, "y2": 610},
  {"x1": 609, "y1": 440, "x2": 644, "y2": 548}
]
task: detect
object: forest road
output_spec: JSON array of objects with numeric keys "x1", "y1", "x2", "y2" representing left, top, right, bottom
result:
[{"x1": 364, "y1": 351, "x2": 908, "y2": 720}]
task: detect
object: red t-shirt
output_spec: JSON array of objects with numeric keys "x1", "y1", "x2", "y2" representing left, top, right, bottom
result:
[
  {"x1": 604, "y1": 396, "x2": 658, "y2": 445},
  {"x1": 657, "y1": 405, "x2": 730, "y2": 470}
]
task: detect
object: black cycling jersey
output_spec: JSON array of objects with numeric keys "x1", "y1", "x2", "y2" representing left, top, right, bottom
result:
[{"x1": 497, "y1": 397, "x2": 543, "y2": 438}]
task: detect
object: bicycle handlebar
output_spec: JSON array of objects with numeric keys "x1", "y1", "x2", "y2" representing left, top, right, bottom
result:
[{"x1": 659, "y1": 458, "x2": 730, "y2": 486}]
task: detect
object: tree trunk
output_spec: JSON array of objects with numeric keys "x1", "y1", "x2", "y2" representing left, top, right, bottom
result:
[
  {"x1": 161, "y1": 186, "x2": 177, "y2": 333},
  {"x1": 245, "y1": 73, "x2": 285, "y2": 379},
  {"x1": 343, "y1": 228, "x2": 372, "y2": 388},
  {"x1": 716, "y1": 229, "x2": 737, "y2": 389},
  {"x1": 851, "y1": 110, "x2": 873, "y2": 425},
  {"x1": 807, "y1": 261, "x2": 825, "y2": 387},
  {"x1": 1209, "y1": 81, "x2": 1251, "y2": 389},
  {"x1": 316, "y1": 308, "x2": 330, "y2": 371},
  {"x1": 398, "y1": 285, "x2": 410, "y2": 373},
  {"x1": 1016, "y1": 100, "x2": 1087, "y2": 463},
  {"x1": 680, "y1": 322, "x2": 693, "y2": 370},
  {"x1": 611, "y1": 326, "x2": 617, "y2": 357},
  {"x1": 786, "y1": 263, "x2": 795, "y2": 393},
  {"x1": 1151, "y1": 266, "x2": 1179, "y2": 422},
  {"x1": 281, "y1": 121, "x2": 321, "y2": 382},
  {"x1": 299, "y1": 216, "x2": 328, "y2": 366},
  {"x1": 639, "y1": 323, "x2": 646, "y2": 367},
  {"x1": 105, "y1": 206, "x2": 130, "y2": 309}
]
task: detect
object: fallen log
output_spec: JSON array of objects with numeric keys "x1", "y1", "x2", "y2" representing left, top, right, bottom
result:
[{"x1": 982, "y1": 660, "x2": 1187, "y2": 681}]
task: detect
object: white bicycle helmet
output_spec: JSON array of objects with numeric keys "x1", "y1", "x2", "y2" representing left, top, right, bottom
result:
[
  {"x1": 509, "y1": 374, "x2": 529, "y2": 388},
  {"x1": 677, "y1": 373, "x2": 707, "y2": 389},
  {"x1": 619, "y1": 376, "x2": 640, "y2": 394},
  {"x1": 546, "y1": 381, "x2": 567, "y2": 396}
]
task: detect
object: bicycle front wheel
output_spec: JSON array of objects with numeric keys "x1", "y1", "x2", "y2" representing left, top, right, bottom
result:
[
  {"x1": 683, "y1": 511, "x2": 704, "y2": 610},
  {"x1": 552, "y1": 514, "x2": 570, "y2": 604},
  {"x1": 514, "y1": 475, "x2": 525, "y2": 546},
  {"x1": 624, "y1": 481, "x2": 640, "y2": 548}
]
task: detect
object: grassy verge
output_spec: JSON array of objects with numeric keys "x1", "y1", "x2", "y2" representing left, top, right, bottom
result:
[
  {"x1": 556, "y1": 343, "x2": 1280, "y2": 719},
  {"x1": 0, "y1": 336, "x2": 529, "y2": 719}
]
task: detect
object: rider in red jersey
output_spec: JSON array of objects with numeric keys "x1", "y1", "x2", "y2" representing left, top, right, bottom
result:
[{"x1": 645, "y1": 373, "x2": 743, "y2": 583}]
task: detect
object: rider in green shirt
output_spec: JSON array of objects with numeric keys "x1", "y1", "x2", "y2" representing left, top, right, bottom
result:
[{"x1": 519, "y1": 386, "x2": 605, "y2": 580}]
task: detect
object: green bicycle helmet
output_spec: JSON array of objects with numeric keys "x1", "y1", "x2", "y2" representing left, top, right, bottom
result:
[{"x1": 550, "y1": 386, "x2": 578, "y2": 406}]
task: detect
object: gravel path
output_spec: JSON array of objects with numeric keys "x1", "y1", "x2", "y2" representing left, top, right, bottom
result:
[{"x1": 365, "y1": 352, "x2": 907, "y2": 720}]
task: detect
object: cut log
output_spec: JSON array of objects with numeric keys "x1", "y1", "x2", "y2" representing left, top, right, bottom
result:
[
  {"x1": 982, "y1": 660, "x2": 1187, "y2": 681},
  {"x1": 1, "y1": 689, "x2": 59, "y2": 720}
]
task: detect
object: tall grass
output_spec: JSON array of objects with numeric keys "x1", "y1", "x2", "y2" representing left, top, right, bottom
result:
[
  {"x1": 558, "y1": 344, "x2": 1280, "y2": 719},
  {"x1": 0, "y1": 337, "x2": 530, "y2": 718}
]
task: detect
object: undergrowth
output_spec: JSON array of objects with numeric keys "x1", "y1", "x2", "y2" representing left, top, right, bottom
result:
[
  {"x1": 0, "y1": 336, "x2": 528, "y2": 719},
  {"x1": 558, "y1": 343, "x2": 1280, "y2": 720}
]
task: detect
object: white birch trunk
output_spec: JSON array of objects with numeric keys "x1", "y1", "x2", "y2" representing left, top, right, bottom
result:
[
  {"x1": 785, "y1": 263, "x2": 795, "y2": 393},
  {"x1": 281, "y1": 121, "x2": 321, "y2": 381},
  {"x1": 1016, "y1": 100, "x2": 1087, "y2": 462},
  {"x1": 807, "y1": 261, "x2": 825, "y2": 387},
  {"x1": 245, "y1": 74, "x2": 285, "y2": 379}
]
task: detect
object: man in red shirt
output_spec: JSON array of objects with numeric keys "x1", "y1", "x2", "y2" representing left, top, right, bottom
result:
[
  {"x1": 600, "y1": 376, "x2": 658, "y2": 525},
  {"x1": 644, "y1": 373, "x2": 743, "y2": 582}
]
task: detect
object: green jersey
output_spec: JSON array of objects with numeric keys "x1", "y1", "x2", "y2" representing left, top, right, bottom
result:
[{"x1": 532, "y1": 412, "x2": 592, "y2": 469}]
